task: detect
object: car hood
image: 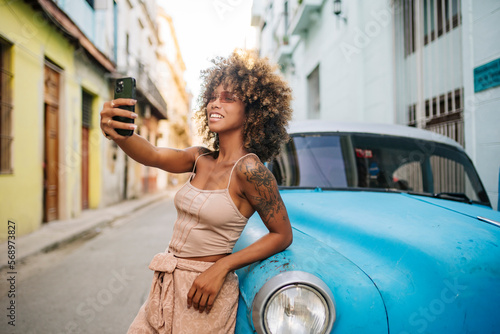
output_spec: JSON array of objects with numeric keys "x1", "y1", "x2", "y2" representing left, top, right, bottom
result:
[{"x1": 281, "y1": 189, "x2": 500, "y2": 333}]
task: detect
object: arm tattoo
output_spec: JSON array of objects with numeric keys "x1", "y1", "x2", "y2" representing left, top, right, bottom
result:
[{"x1": 241, "y1": 160, "x2": 283, "y2": 223}]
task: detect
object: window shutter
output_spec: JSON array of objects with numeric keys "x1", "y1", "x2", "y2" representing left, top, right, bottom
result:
[{"x1": 82, "y1": 91, "x2": 93, "y2": 128}]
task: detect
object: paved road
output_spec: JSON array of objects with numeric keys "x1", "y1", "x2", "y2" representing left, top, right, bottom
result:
[{"x1": 1, "y1": 197, "x2": 176, "y2": 334}]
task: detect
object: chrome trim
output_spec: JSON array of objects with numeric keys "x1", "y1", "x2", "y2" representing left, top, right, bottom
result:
[
  {"x1": 252, "y1": 271, "x2": 336, "y2": 334},
  {"x1": 264, "y1": 285, "x2": 329, "y2": 333},
  {"x1": 477, "y1": 216, "x2": 500, "y2": 228}
]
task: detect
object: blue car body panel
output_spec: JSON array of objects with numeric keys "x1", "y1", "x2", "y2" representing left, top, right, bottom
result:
[
  {"x1": 235, "y1": 189, "x2": 500, "y2": 333},
  {"x1": 234, "y1": 220, "x2": 389, "y2": 334},
  {"x1": 404, "y1": 193, "x2": 500, "y2": 223}
]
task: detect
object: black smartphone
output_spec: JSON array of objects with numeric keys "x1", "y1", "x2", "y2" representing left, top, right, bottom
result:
[{"x1": 113, "y1": 77, "x2": 136, "y2": 136}]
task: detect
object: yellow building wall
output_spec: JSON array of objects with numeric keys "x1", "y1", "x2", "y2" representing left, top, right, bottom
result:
[
  {"x1": 0, "y1": 41, "x2": 44, "y2": 239},
  {"x1": 89, "y1": 96, "x2": 103, "y2": 209},
  {"x1": 0, "y1": 0, "x2": 64, "y2": 239},
  {"x1": 82, "y1": 89, "x2": 105, "y2": 209},
  {"x1": 0, "y1": 0, "x2": 108, "y2": 240}
]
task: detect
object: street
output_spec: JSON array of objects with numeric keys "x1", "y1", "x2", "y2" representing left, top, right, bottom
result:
[{"x1": 1, "y1": 197, "x2": 176, "y2": 334}]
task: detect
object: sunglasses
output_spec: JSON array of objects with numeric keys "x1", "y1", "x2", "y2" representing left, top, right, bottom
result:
[{"x1": 209, "y1": 91, "x2": 238, "y2": 103}]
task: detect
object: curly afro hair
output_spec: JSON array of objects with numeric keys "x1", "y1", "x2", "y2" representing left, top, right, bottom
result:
[{"x1": 194, "y1": 50, "x2": 293, "y2": 162}]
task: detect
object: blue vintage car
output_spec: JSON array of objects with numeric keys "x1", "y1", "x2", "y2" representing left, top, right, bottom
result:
[{"x1": 234, "y1": 121, "x2": 500, "y2": 334}]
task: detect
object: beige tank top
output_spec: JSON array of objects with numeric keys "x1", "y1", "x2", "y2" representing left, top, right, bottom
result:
[{"x1": 168, "y1": 153, "x2": 256, "y2": 257}]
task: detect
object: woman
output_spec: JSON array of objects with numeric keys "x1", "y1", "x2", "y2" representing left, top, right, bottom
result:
[{"x1": 100, "y1": 50, "x2": 293, "y2": 333}]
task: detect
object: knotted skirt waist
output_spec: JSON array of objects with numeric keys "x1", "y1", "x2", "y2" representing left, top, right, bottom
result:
[{"x1": 127, "y1": 252, "x2": 239, "y2": 334}]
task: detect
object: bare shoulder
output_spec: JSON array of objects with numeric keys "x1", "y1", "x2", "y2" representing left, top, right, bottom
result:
[
  {"x1": 235, "y1": 154, "x2": 286, "y2": 223},
  {"x1": 156, "y1": 146, "x2": 212, "y2": 173},
  {"x1": 188, "y1": 146, "x2": 213, "y2": 156},
  {"x1": 235, "y1": 154, "x2": 276, "y2": 190},
  {"x1": 182, "y1": 146, "x2": 213, "y2": 161}
]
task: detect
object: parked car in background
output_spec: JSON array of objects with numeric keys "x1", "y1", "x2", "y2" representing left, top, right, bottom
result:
[{"x1": 234, "y1": 121, "x2": 500, "y2": 334}]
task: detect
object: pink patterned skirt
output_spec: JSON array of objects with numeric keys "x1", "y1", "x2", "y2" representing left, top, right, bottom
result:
[{"x1": 127, "y1": 252, "x2": 239, "y2": 334}]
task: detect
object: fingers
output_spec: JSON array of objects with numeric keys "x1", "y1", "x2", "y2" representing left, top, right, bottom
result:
[
  {"x1": 108, "y1": 98, "x2": 136, "y2": 108},
  {"x1": 187, "y1": 286, "x2": 205, "y2": 312},
  {"x1": 189, "y1": 292, "x2": 212, "y2": 314},
  {"x1": 103, "y1": 105, "x2": 137, "y2": 119},
  {"x1": 100, "y1": 99, "x2": 137, "y2": 140},
  {"x1": 101, "y1": 99, "x2": 136, "y2": 121},
  {"x1": 187, "y1": 286, "x2": 213, "y2": 314},
  {"x1": 193, "y1": 294, "x2": 204, "y2": 312},
  {"x1": 205, "y1": 295, "x2": 215, "y2": 314},
  {"x1": 187, "y1": 268, "x2": 226, "y2": 314},
  {"x1": 187, "y1": 286, "x2": 195, "y2": 308},
  {"x1": 100, "y1": 117, "x2": 135, "y2": 139},
  {"x1": 107, "y1": 118, "x2": 137, "y2": 131},
  {"x1": 101, "y1": 129, "x2": 112, "y2": 140},
  {"x1": 198, "y1": 294, "x2": 210, "y2": 313}
]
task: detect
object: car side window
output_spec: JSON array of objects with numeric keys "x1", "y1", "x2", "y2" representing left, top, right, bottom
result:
[
  {"x1": 270, "y1": 132, "x2": 489, "y2": 206},
  {"x1": 393, "y1": 161, "x2": 423, "y2": 192}
]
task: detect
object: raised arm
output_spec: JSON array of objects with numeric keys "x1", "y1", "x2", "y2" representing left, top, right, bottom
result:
[
  {"x1": 100, "y1": 99, "x2": 209, "y2": 173},
  {"x1": 187, "y1": 155, "x2": 293, "y2": 313}
]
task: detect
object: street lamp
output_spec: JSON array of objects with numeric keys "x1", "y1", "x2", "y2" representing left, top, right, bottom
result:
[
  {"x1": 333, "y1": 0, "x2": 342, "y2": 15},
  {"x1": 333, "y1": 0, "x2": 347, "y2": 23}
]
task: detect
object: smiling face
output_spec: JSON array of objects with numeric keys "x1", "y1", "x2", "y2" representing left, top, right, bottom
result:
[
  {"x1": 194, "y1": 50, "x2": 293, "y2": 161},
  {"x1": 207, "y1": 84, "x2": 246, "y2": 135}
]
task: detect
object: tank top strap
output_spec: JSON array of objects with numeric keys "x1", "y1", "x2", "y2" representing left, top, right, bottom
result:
[
  {"x1": 227, "y1": 153, "x2": 259, "y2": 189},
  {"x1": 190, "y1": 152, "x2": 211, "y2": 179}
]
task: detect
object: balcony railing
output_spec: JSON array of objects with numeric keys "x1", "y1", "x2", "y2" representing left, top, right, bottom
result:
[
  {"x1": 289, "y1": 0, "x2": 323, "y2": 35},
  {"x1": 134, "y1": 62, "x2": 168, "y2": 119},
  {"x1": 275, "y1": 42, "x2": 293, "y2": 65}
]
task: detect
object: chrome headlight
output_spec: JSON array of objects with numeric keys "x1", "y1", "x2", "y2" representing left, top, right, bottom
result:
[{"x1": 252, "y1": 271, "x2": 336, "y2": 334}]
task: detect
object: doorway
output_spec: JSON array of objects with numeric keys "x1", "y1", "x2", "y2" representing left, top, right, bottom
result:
[{"x1": 43, "y1": 63, "x2": 61, "y2": 222}]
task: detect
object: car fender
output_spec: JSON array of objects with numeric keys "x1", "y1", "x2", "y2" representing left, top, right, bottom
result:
[{"x1": 234, "y1": 218, "x2": 389, "y2": 333}]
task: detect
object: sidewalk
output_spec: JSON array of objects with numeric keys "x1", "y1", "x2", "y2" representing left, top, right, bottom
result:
[{"x1": 0, "y1": 190, "x2": 175, "y2": 270}]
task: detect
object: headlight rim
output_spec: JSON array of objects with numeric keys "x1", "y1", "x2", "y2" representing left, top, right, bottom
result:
[{"x1": 252, "y1": 271, "x2": 336, "y2": 334}]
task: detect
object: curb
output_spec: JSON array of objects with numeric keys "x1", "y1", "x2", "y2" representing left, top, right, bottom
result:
[{"x1": 0, "y1": 190, "x2": 175, "y2": 270}]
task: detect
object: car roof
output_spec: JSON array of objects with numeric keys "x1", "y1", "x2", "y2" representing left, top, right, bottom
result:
[{"x1": 287, "y1": 120, "x2": 464, "y2": 150}]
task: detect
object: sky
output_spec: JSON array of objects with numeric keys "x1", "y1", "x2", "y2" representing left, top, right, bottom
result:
[{"x1": 159, "y1": 0, "x2": 255, "y2": 108}]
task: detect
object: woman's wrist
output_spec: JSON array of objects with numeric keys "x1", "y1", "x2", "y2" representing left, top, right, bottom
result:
[{"x1": 215, "y1": 256, "x2": 234, "y2": 275}]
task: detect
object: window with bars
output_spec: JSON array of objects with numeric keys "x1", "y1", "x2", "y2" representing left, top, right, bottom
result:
[
  {"x1": 397, "y1": 0, "x2": 464, "y2": 147},
  {"x1": 82, "y1": 90, "x2": 93, "y2": 128},
  {"x1": 424, "y1": 88, "x2": 462, "y2": 119},
  {"x1": 403, "y1": 0, "x2": 416, "y2": 56},
  {"x1": 408, "y1": 104, "x2": 417, "y2": 127},
  {"x1": 423, "y1": 0, "x2": 459, "y2": 44},
  {"x1": 0, "y1": 39, "x2": 14, "y2": 174},
  {"x1": 403, "y1": 0, "x2": 461, "y2": 56},
  {"x1": 407, "y1": 88, "x2": 464, "y2": 146}
]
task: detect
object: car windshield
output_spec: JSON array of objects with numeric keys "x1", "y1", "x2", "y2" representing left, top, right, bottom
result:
[{"x1": 269, "y1": 133, "x2": 490, "y2": 206}]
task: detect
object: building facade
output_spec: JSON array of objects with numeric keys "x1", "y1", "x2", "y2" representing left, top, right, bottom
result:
[
  {"x1": 252, "y1": 0, "x2": 500, "y2": 209},
  {"x1": 106, "y1": 0, "x2": 169, "y2": 202},
  {"x1": 0, "y1": 0, "x2": 190, "y2": 240},
  {"x1": 57, "y1": 0, "x2": 172, "y2": 204},
  {"x1": 0, "y1": 0, "x2": 115, "y2": 238},
  {"x1": 156, "y1": 7, "x2": 192, "y2": 188}
]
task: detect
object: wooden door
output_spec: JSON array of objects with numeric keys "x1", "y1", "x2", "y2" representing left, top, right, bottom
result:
[{"x1": 43, "y1": 64, "x2": 60, "y2": 222}]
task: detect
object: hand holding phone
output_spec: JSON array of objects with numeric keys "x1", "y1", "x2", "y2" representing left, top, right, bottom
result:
[{"x1": 113, "y1": 77, "x2": 136, "y2": 136}]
